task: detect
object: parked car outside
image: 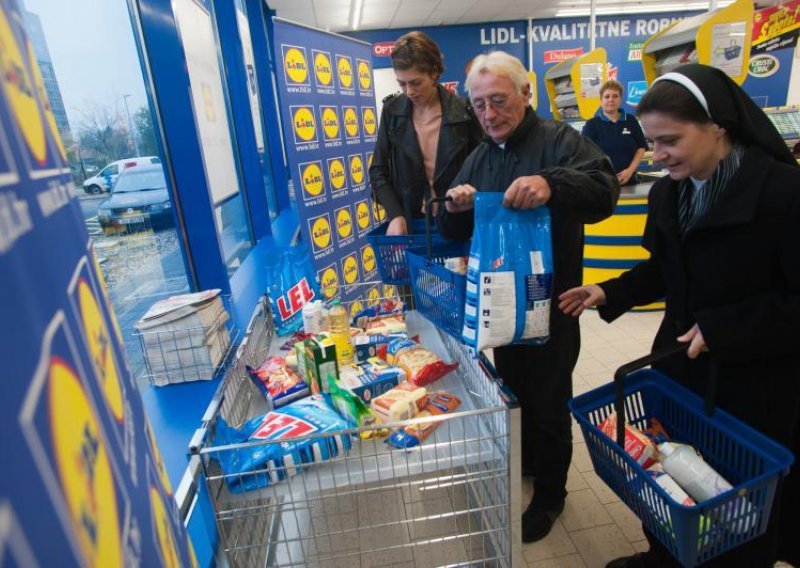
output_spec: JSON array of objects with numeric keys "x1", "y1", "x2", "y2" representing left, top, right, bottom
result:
[
  {"x1": 97, "y1": 164, "x2": 173, "y2": 233},
  {"x1": 82, "y1": 156, "x2": 161, "y2": 194}
]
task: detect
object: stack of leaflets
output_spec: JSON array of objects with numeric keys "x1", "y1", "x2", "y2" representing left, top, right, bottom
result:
[{"x1": 136, "y1": 289, "x2": 230, "y2": 385}]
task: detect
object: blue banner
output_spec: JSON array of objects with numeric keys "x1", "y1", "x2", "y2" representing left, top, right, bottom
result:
[
  {"x1": 349, "y1": 20, "x2": 528, "y2": 96},
  {"x1": 273, "y1": 19, "x2": 381, "y2": 309},
  {"x1": 0, "y1": 0, "x2": 197, "y2": 565}
]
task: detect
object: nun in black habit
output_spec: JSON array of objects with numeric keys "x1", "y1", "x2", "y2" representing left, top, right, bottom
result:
[{"x1": 559, "y1": 64, "x2": 800, "y2": 567}]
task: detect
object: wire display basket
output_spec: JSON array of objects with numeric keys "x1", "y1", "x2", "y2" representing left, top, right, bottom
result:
[
  {"x1": 366, "y1": 218, "x2": 447, "y2": 286},
  {"x1": 569, "y1": 345, "x2": 794, "y2": 567}
]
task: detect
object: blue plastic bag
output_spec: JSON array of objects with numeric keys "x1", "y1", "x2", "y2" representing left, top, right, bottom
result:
[
  {"x1": 462, "y1": 192, "x2": 553, "y2": 351},
  {"x1": 264, "y1": 243, "x2": 320, "y2": 335}
]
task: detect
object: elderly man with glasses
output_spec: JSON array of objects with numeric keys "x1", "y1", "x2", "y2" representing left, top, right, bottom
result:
[{"x1": 440, "y1": 51, "x2": 620, "y2": 543}]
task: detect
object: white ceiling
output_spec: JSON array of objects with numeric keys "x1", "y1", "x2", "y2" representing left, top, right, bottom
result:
[{"x1": 265, "y1": 0, "x2": 767, "y2": 32}]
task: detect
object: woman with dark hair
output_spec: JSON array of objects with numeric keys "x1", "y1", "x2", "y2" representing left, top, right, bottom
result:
[
  {"x1": 560, "y1": 64, "x2": 800, "y2": 567},
  {"x1": 369, "y1": 31, "x2": 483, "y2": 235}
]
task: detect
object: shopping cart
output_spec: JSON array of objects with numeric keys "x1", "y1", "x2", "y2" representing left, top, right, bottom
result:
[
  {"x1": 569, "y1": 343, "x2": 794, "y2": 567},
  {"x1": 406, "y1": 196, "x2": 469, "y2": 341},
  {"x1": 191, "y1": 283, "x2": 522, "y2": 567},
  {"x1": 366, "y1": 218, "x2": 447, "y2": 285}
]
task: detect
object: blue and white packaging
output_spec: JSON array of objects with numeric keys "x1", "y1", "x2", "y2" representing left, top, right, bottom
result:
[
  {"x1": 264, "y1": 243, "x2": 320, "y2": 336},
  {"x1": 462, "y1": 192, "x2": 553, "y2": 351}
]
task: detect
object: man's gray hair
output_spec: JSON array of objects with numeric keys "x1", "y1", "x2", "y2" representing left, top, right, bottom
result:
[{"x1": 465, "y1": 51, "x2": 529, "y2": 95}]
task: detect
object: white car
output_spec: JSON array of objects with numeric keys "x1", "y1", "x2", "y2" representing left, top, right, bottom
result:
[{"x1": 82, "y1": 156, "x2": 161, "y2": 194}]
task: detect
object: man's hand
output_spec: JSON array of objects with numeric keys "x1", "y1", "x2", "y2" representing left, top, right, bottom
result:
[
  {"x1": 445, "y1": 184, "x2": 477, "y2": 213},
  {"x1": 617, "y1": 168, "x2": 634, "y2": 185},
  {"x1": 558, "y1": 284, "x2": 607, "y2": 317},
  {"x1": 677, "y1": 324, "x2": 708, "y2": 359},
  {"x1": 386, "y1": 216, "x2": 408, "y2": 235},
  {"x1": 503, "y1": 175, "x2": 552, "y2": 209}
]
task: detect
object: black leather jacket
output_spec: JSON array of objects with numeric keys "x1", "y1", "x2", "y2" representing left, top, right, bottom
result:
[{"x1": 369, "y1": 84, "x2": 483, "y2": 222}]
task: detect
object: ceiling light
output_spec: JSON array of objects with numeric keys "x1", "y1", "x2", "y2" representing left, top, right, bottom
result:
[
  {"x1": 554, "y1": 1, "x2": 734, "y2": 16},
  {"x1": 351, "y1": 0, "x2": 364, "y2": 30}
]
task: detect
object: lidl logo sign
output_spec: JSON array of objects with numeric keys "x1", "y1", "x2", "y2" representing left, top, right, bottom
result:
[
  {"x1": 349, "y1": 154, "x2": 364, "y2": 185},
  {"x1": 321, "y1": 106, "x2": 340, "y2": 141},
  {"x1": 383, "y1": 284, "x2": 397, "y2": 298},
  {"x1": 337, "y1": 55, "x2": 353, "y2": 89},
  {"x1": 343, "y1": 106, "x2": 359, "y2": 138},
  {"x1": 357, "y1": 59, "x2": 371, "y2": 90},
  {"x1": 372, "y1": 200, "x2": 386, "y2": 223},
  {"x1": 291, "y1": 106, "x2": 317, "y2": 143},
  {"x1": 361, "y1": 245, "x2": 376, "y2": 274},
  {"x1": 313, "y1": 50, "x2": 333, "y2": 86},
  {"x1": 282, "y1": 45, "x2": 309, "y2": 85},
  {"x1": 327, "y1": 157, "x2": 347, "y2": 191},
  {"x1": 626, "y1": 81, "x2": 648, "y2": 107},
  {"x1": 299, "y1": 161, "x2": 324, "y2": 199},
  {"x1": 356, "y1": 200, "x2": 371, "y2": 230},
  {"x1": 342, "y1": 253, "x2": 359, "y2": 284},
  {"x1": 362, "y1": 107, "x2": 377, "y2": 136},
  {"x1": 308, "y1": 213, "x2": 332, "y2": 252},
  {"x1": 335, "y1": 206, "x2": 353, "y2": 240},
  {"x1": 319, "y1": 264, "x2": 339, "y2": 298},
  {"x1": 349, "y1": 300, "x2": 364, "y2": 320},
  {"x1": 367, "y1": 286, "x2": 381, "y2": 306},
  {"x1": 367, "y1": 152, "x2": 373, "y2": 170}
]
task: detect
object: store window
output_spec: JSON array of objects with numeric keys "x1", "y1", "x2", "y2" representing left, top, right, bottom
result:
[{"x1": 22, "y1": 0, "x2": 190, "y2": 376}]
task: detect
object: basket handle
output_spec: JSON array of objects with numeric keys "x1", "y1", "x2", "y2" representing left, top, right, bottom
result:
[{"x1": 424, "y1": 196, "x2": 453, "y2": 259}]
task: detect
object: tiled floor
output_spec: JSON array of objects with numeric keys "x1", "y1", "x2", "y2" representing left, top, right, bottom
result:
[{"x1": 522, "y1": 308, "x2": 662, "y2": 568}]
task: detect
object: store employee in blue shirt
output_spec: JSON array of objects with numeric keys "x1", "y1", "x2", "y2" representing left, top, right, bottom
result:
[{"x1": 582, "y1": 80, "x2": 647, "y2": 186}]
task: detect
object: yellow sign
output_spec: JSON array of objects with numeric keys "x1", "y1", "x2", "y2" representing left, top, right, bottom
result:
[
  {"x1": 150, "y1": 486, "x2": 181, "y2": 568},
  {"x1": 328, "y1": 158, "x2": 346, "y2": 191},
  {"x1": 300, "y1": 162, "x2": 324, "y2": 198},
  {"x1": 146, "y1": 421, "x2": 173, "y2": 496},
  {"x1": 314, "y1": 51, "x2": 333, "y2": 86},
  {"x1": 343, "y1": 107, "x2": 359, "y2": 138},
  {"x1": 321, "y1": 107, "x2": 340, "y2": 140},
  {"x1": 342, "y1": 253, "x2": 359, "y2": 284},
  {"x1": 336, "y1": 207, "x2": 353, "y2": 239},
  {"x1": 367, "y1": 151, "x2": 374, "y2": 170},
  {"x1": 50, "y1": 358, "x2": 122, "y2": 567},
  {"x1": 356, "y1": 200, "x2": 371, "y2": 230},
  {"x1": 310, "y1": 215, "x2": 332, "y2": 250},
  {"x1": 361, "y1": 245, "x2": 376, "y2": 274},
  {"x1": 349, "y1": 300, "x2": 364, "y2": 319},
  {"x1": 292, "y1": 106, "x2": 316, "y2": 142},
  {"x1": 283, "y1": 46, "x2": 309, "y2": 84},
  {"x1": 383, "y1": 284, "x2": 397, "y2": 298},
  {"x1": 28, "y1": 42, "x2": 66, "y2": 160},
  {"x1": 349, "y1": 154, "x2": 364, "y2": 185},
  {"x1": 79, "y1": 279, "x2": 124, "y2": 422},
  {"x1": 337, "y1": 55, "x2": 353, "y2": 88},
  {"x1": 320, "y1": 266, "x2": 339, "y2": 298},
  {"x1": 0, "y1": 8, "x2": 47, "y2": 163},
  {"x1": 362, "y1": 107, "x2": 377, "y2": 136},
  {"x1": 367, "y1": 287, "x2": 381, "y2": 306},
  {"x1": 373, "y1": 200, "x2": 386, "y2": 222},
  {"x1": 357, "y1": 59, "x2": 371, "y2": 90}
]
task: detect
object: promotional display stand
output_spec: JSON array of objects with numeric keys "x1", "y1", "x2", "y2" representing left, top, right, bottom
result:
[{"x1": 544, "y1": 48, "x2": 608, "y2": 122}]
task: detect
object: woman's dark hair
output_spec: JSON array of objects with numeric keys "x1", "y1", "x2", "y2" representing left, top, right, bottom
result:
[
  {"x1": 600, "y1": 79, "x2": 623, "y2": 97},
  {"x1": 636, "y1": 80, "x2": 712, "y2": 125},
  {"x1": 391, "y1": 31, "x2": 445, "y2": 78}
]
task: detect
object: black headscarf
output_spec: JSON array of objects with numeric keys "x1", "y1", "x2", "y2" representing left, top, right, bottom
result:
[{"x1": 653, "y1": 63, "x2": 798, "y2": 167}]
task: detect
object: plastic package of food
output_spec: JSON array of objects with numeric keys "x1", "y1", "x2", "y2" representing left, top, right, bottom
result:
[
  {"x1": 598, "y1": 412, "x2": 658, "y2": 468},
  {"x1": 338, "y1": 358, "x2": 406, "y2": 402},
  {"x1": 246, "y1": 356, "x2": 309, "y2": 407},
  {"x1": 385, "y1": 337, "x2": 458, "y2": 387},
  {"x1": 387, "y1": 392, "x2": 461, "y2": 449},
  {"x1": 370, "y1": 382, "x2": 428, "y2": 423}
]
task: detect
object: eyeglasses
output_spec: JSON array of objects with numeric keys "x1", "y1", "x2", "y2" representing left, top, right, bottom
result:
[{"x1": 470, "y1": 92, "x2": 516, "y2": 113}]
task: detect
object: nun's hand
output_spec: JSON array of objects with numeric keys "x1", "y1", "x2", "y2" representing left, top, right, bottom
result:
[
  {"x1": 445, "y1": 184, "x2": 476, "y2": 213},
  {"x1": 558, "y1": 284, "x2": 606, "y2": 317},
  {"x1": 386, "y1": 216, "x2": 408, "y2": 236},
  {"x1": 677, "y1": 324, "x2": 709, "y2": 359},
  {"x1": 503, "y1": 175, "x2": 551, "y2": 209}
]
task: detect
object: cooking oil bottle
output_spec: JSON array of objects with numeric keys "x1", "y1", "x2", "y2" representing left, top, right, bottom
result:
[{"x1": 328, "y1": 300, "x2": 353, "y2": 365}]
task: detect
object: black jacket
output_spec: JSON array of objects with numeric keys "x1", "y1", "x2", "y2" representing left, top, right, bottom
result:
[
  {"x1": 369, "y1": 84, "x2": 483, "y2": 222},
  {"x1": 440, "y1": 109, "x2": 620, "y2": 332},
  {"x1": 598, "y1": 147, "x2": 800, "y2": 562}
]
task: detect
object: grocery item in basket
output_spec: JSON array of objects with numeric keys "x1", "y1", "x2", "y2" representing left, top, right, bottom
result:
[
  {"x1": 352, "y1": 332, "x2": 415, "y2": 363},
  {"x1": 444, "y1": 256, "x2": 469, "y2": 275},
  {"x1": 462, "y1": 192, "x2": 553, "y2": 351},
  {"x1": 387, "y1": 392, "x2": 462, "y2": 449},
  {"x1": 598, "y1": 413, "x2": 658, "y2": 468},
  {"x1": 294, "y1": 336, "x2": 339, "y2": 395},
  {"x1": 280, "y1": 331, "x2": 314, "y2": 351},
  {"x1": 647, "y1": 463, "x2": 696, "y2": 507},
  {"x1": 214, "y1": 394, "x2": 352, "y2": 492},
  {"x1": 364, "y1": 316, "x2": 407, "y2": 336},
  {"x1": 246, "y1": 356, "x2": 309, "y2": 407},
  {"x1": 302, "y1": 300, "x2": 329, "y2": 334},
  {"x1": 644, "y1": 418, "x2": 671, "y2": 443},
  {"x1": 370, "y1": 382, "x2": 428, "y2": 423},
  {"x1": 326, "y1": 372, "x2": 388, "y2": 439},
  {"x1": 385, "y1": 337, "x2": 458, "y2": 387},
  {"x1": 265, "y1": 244, "x2": 320, "y2": 336},
  {"x1": 352, "y1": 298, "x2": 406, "y2": 329},
  {"x1": 329, "y1": 301, "x2": 354, "y2": 365},
  {"x1": 338, "y1": 358, "x2": 406, "y2": 402}
]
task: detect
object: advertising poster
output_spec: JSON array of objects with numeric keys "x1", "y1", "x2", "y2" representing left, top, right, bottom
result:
[
  {"x1": 745, "y1": 0, "x2": 799, "y2": 107},
  {"x1": 0, "y1": 0, "x2": 197, "y2": 565},
  {"x1": 272, "y1": 19, "x2": 382, "y2": 309}
]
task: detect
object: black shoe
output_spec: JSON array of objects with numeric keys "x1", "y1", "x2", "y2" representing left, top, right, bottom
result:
[
  {"x1": 605, "y1": 552, "x2": 651, "y2": 568},
  {"x1": 521, "y1": 500, "x2": 565, "y2": 543}
]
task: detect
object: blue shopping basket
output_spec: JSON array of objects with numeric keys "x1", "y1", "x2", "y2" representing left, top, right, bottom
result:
[
  {"x1": 569, "y1": 343, "x2": 794, "y2": 567},
  {"x1": 366, "y1": 218, "x2": 447, "y2": 286},
  {"x1": 406, "y1": 197, "x2": 469, "y2": 340}
]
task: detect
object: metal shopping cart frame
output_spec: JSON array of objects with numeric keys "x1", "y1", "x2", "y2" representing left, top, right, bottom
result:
[{"x1": 189, "y1": 283, "x2": 522, "y2": 567}]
